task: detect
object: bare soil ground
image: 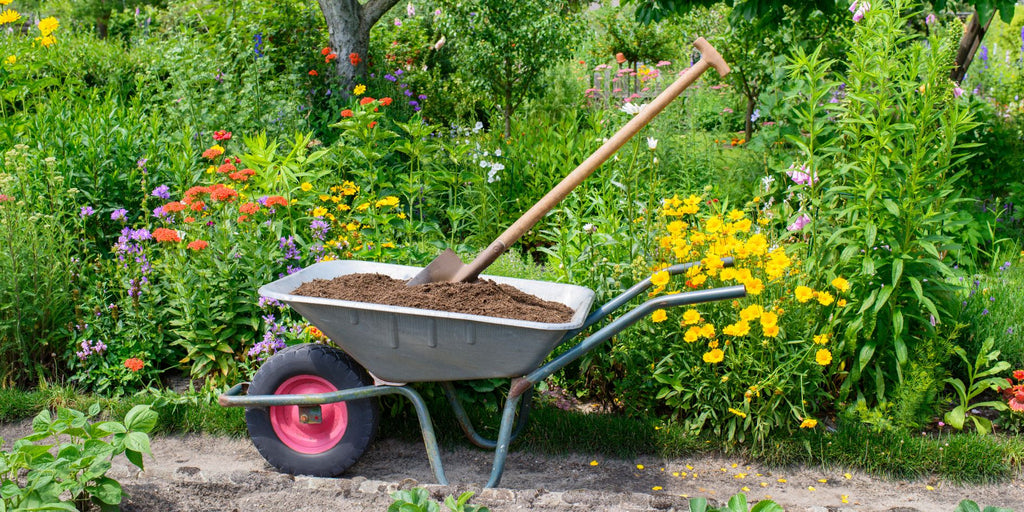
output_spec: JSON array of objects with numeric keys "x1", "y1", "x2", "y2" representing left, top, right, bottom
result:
[{"x1": 3, "y1": 419, "x2": 1022, "y2": 511}]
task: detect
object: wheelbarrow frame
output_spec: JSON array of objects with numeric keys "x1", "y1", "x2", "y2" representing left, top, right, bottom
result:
[{"x1": 219, "y1": 258, "x2": 746, "y2": 488}]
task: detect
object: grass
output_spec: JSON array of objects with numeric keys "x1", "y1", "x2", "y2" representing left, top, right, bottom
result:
[{"x1": 2, "y1": 385, "x2": 1021, "y2": 484}]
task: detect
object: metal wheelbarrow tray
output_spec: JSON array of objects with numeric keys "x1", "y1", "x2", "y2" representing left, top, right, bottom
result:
[
  {"x1": 220, "y1": 259, "x2": 746, "y2": 488},
  {"x1": 256, "y1": 260, "x2": 596, "y2": 383}
]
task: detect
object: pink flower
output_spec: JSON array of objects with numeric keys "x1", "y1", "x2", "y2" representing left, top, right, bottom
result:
[
  {"x1": 787, "y1": 213, "x2": 812, "y2": 232},
  {"x1": 953, "y1": 86, "x2": 964, "y2": 98},
  {"x1": 656, "y1": 60, "x2": 671, "y2": 67},
  {"x1": 786, "y1": 164, "x2": 818, "y2": 186}
]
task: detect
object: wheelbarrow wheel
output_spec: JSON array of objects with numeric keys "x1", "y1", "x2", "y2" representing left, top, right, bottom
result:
[{"x1": 245, "y1": 343, "x2": 378, "y2": 477}]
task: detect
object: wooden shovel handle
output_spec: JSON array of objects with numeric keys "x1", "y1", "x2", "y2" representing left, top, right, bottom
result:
[{"x1": 452, "y1": 38, "x2": 730, "y2": 283}]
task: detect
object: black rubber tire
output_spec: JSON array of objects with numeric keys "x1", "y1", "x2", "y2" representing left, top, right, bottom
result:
[{"x1": 245, "y1": 343, "x2": 379, "y2": 477}]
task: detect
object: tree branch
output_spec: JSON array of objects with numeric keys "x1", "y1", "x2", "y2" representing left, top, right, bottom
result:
[{"x1": 362, "y1": 0, "x2": 402, "y2": 27}]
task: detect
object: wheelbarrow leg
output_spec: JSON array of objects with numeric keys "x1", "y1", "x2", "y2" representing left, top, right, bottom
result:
[
  {"x1": 391, "y1": 386, "x2": 450, "y2": 486},
  {"x1": 485, "y1": 392, "x2": 525, "y2": 488},
  {"x1": 441, "y1": 382, "x2": 533, "y2": 450}
]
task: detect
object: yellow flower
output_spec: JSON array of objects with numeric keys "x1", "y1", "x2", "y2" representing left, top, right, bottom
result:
[
  {"x1": 759, "y1": 312, "x2": 778, "y2": 328},
  {"x1": 688, "y1": 274, "x2": 707, "y2": 287},
  {"x1": 682, "y1": 309, "x2": 701, "y2": 325},
  {"x1": 799, "y1": 418, "x2": 817, "y2": 429},
  {"x1": 345, "y1": 221, "x2": 360, "y2": 231},
  {"x1": 637, "y1": 464, "x2": 645, "y2": 470},
  {"x1": 727, "y1": 209, "x2": 745, "y2": 221},
  {"x1": 722, "y1": 320, "x2": 750, "y2": 337},
  {"x1": 700, "y1": 324, "x2": 715, "y2": 338},
  {"x1": 353, "y1": 84, "x2": 367, "y2": 95},
  {"x1": 704, "y1": 216, "x2": 723, "y2": 233},
  {"x1": 720, "y1": 268, "x2": 737, "y2": 281},
  {"x1": 795, "y1": 285, "x2": 815, "y2": 303},
  {"x1": 37, "y1": 16, "x2": 58, "y2": 37},
  {"x1": 0, "y1": 0, "x2": 13, "y2": 5},
  {"x1": 815, "y1": 348, "x2": 832, "y2": 366},
  {"x1": 762, "y1": 324, "x2": 779, "y2": 337},
  {"x1": 740, "y1": 304, "x2": 763, "y2": 322},
  {"x1": 837, "y1": 299, "x2": 848, "y2": 307},
  {"x1": 813, "y1": 333, "x2": 830, "y2": 345},
  {"x1": 650, "y1": 270, "x2": 670, "y2": 287},
  {"x1": 375, "y1": 195, "x2": 400, "y2": 208},
  {"x1": 831, "y1": 276, "x2": 850, "y2": 292},
  {"x1": 683, "y1": 194, "x2": 702, "y2": 206},
  {"x1": 4, "y1": 55, "x2": 15, "y2": 66},
  {"x1": 702, "y1": 348, "x2": 724, "y2": 364},
  {"x1": 356, "y1": 202, "x2": 370, "y2": 211},
  {"x1": 35, "y1": 35, "x2": 56, "y2": 47},
  {"x1": 816, "y1": 291, "x2": 835, "y2": 306},
  {"x1": 0, "y1": 9, "x2": 22, "y2": 25},
  {"x1": 312, "y1": 207, "x2": 328, "y2": 217},
  {"x1": 728, "y1": 407, "x2": 747, "y2": 418},
  {"x1": 300, "y1": 182, "x2": 313, "y2": 192},
  {"x1": 590, "y1": 460, "x2": 599, "y2": 466},
  {"x1": 651, "y1": 309, "x2": 668, "y2": 323},
  {"x1": 744, "y1": 278, "x2": 764, "y2": 295},
  {"x1": 683, "y1": 326, "x2": 701, "y2": 343}
]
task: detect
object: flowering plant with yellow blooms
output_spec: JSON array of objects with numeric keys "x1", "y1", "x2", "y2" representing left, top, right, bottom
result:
[{"x1": 647, "y1": 195, "x2": 854, "y2": 443}]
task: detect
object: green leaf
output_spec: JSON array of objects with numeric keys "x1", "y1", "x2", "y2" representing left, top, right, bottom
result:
[
  {"x1": 124, "y1": 449, "x2": 144, "y2": 471},
  {"x1": 124, "y1": 405, "x2": 158, "y2": 433},
  {"x1": 750, "y1": 500, "x2": 784, "y2": 512},
  {"x1": 954, "y1": 500, "x2": 981, "y2": 512},
  {"x1": 124, "y1": 431, "x2": 151, "y2": 454},
  {"x1": 891, "y1": 258, "x2": 903, "y2": 287},
  {"x1": 87, "y1": 477, "x2": 122, "y2": 505},
  {"x1": 945, "y1": 406, "x2": 966, "y2": 430},
  {"x1": 93, "y1": 421, "x2": 127, "y2": 436},
  {"x1": 726, "y1": 492, "x2": 748, "y2": 512},
  {"x1": 688, "y1": 497, "x2": 708, "y2": 512},
  {"x1": 857, "y1": 342, "x2": 876, "y2": 374},
  {"x1": 971, "y1": 416, "x2": 993, "y2": 436},
  {"x1": 87, "y1": 403, "x2": 101, "y2": 418},
  {"x1": 32, "y1": 409, "x2": 52, "y2": 433},
  {"x1": 864, "y1": 223, "x2": 877, "y2": 248}
]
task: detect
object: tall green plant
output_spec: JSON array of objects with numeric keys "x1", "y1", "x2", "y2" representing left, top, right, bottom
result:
[{"x1": 786, "y1": 0, "x2": 978, "y2": 402}]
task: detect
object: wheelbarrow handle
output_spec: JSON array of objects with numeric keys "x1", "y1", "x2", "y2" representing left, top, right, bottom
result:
[
  {"x1": 513, "y1": 281, "x2": 747, "y2": 398},
  {"x1": 573, "y1": 257, "x2": 735, "y2": 334}
]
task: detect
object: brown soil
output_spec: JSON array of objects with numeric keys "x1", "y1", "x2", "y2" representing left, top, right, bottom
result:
[{"x1": 292, "y1": 273, "x2": 574, "y2": 323}]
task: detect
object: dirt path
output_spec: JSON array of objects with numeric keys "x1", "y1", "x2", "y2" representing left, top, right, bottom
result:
[{"x1": 4, "y1": 419, "x2": 1022, "y2": 511}]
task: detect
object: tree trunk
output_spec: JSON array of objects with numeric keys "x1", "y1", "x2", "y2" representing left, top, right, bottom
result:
[
  {"x1": 316, "y1": 0, "x2": 401, "y2": 90},
  {"x1": 951, "y1": 10, "x2": 995, "y2": 83}
]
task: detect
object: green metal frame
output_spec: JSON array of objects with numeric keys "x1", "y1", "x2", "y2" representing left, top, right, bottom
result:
[{"x1": 220, "y1": 258, "x2": 746, "y2": 488}]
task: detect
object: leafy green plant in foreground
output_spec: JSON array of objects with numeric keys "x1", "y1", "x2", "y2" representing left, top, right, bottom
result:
[
  {"x1": 943, "y1": 337, "x2": 1009, "y2": 434},
  {"x1": 689, "y1": 493, "x2": 782, "y2": 512},
  {"x1": 954, "y1": 499, "x2": 1015, "y2": 512},
  {"x1": 0, "y1": 404, "x2": 158, "y2": 511},
  {"x1": 388, "y1": 488, "x2": 489, "y2": 512}
]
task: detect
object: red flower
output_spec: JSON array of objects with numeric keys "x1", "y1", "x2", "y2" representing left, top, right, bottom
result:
[
  {"x1": 0, "y1": 194, "x2": 12, "y2": 203},
  {"x1": 187, "y1": 240, "x2": 209, "y2": 251},
  {"x1": 213, "y1": 130, "x2": 232, "y2": 141},
  {"x1": 211, "y1": 187, "x2": 239, "y2": 202},
  {"x1": 1014, "y1": 370, "x2": 1024, "y2": 381},
  {"x1": 239, "y1": 202, "x2": 260, "y2": 215},
  {"x1": 265, "y1": 196, "x2": 288, "y2": 207},
  {"x1": 184, "y1": 216, "x2": 195, "y2": 223},
  {"x1": 380, "y1": 97, "x2": 393, "y2": 106},
  {"x1": 162, "y1": 201, "x2": 186, "y2": 213},
  {"x1": 309, "y1": 70, "x2": 318, "y2": 76},
  {"x1": 218, "y1": 163, "x2": 237, "y2": 174},
  {"x1": 229, "y1": 168, "x2": 256, "y2": 181},
  {"x1": 124, "y1": 358, "x2": 145, "y2": 372},
  {"x1": 237, "y1": 215, "x2": 249, "y2": 223},
  {"x1": 321, "y1": 47, "x2": 331, "y2": 56},
  {"x1": 341, "y1": 109, "x2": 353, "y2": 118},
  {"x1": 349, "y1": 52, "x2": 361, "y2": 66},
  {"x1": 368, "y1": 121, "x2": 377, "y2": 129},
  {"x1": 359, "y1": 96, "x2": 375, "y2": 106},
  {"x1": 183, "y1": 186, "x2": 211, "y2": 204},
  {"x1": 153, "y1": 228, "x2": 181, "y2": 243},
  {"x1": 201, "y1": 146, "x2": 224, "y2": 159},
  {"x1": 190, "y1": 200, "x2": 206, "y2": 212},
  {"x1": 325, "y1": 53, "x2": 338, "y2": 63}
]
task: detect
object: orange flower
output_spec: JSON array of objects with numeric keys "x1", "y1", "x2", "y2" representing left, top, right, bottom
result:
[
  {"x1": 325, "y1": 52, "x2": 337, "y2": 63},
  {"x1": 201, "y1": 145, "x2": 224, "y2": 160},
  {"x1": 153, "y1": 228, "x2": 181, "y2": 243},
  {"x1": 229, "y1": 168, "x2": 256, "y2": 181},
  {"x1": 162, "y1": 201, "x2": 186, "y2": 213},
  {"x1": 349, "y1": 52, "x2": 361, "y2": 66},
  {"x1": 240, "y1": 202, "x2": 260, "y2": 215},
  {"x1": 615, "y1": 52, "x2": 626, "y2": 64},
  {"x1": 341, "y1": 109, "x2": 353, "y2": 118},
  {"x1": 187, "y1": 239, "x2": 209, "y2": 251},
  {"x1": 184, "y1": 216, "x2": 195, "y2": 223},
  {"x1": 308, "y1": 70, "x2": 318, "y2": 76},
  {"x1": 238, "y1": 215, "x2": 249, "y2": 223},
  {"x1": 265, "y1": 196, "x2": 288, "y2": 207},
  {"x1": 359, "y1": 96, "x2": 375, "y2": 106},
  {"x1": 380, "y1": 97, "x2": 393, "y2": 106},
  {"x1": 124, "y1": 358, "x2": 145, "y2": 372},
  {"x1": 190, "y1": 200, "x2": 205, "y2": 212},
  {"x1": 218, "y1": 163, "x2": 237, "y2": 174},
  {"x1": 211, "y1": 187, "x2": 239, "y2": 202},
  {"x1": 321, "y1": 47, "x2": 331, "y2": 56},
  {"x1": 368, "y1": 121, "x2": 377, "y2": 129}
]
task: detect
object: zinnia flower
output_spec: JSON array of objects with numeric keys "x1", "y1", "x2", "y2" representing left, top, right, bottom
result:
[
  {"x1": 795, "y1": 286, "x2": 815, "y2": 303},
  {"x1": 703, "y1": 348, "x2": 725, "y2": 364},
  {"x1": 651, "y1": 309, "x2": 667, "y2": 323},
  {"x1": 187, "y1": 240, "x2": 209, "y2": 251},
  {"x1": 815, "y1": 348, "x2": 832, "y2": 366},
  {"x1": 213, "y1": 130, "x2": 232, "y2": 141},
  {"x1": 202, "y1": 145, "x2": 225, "y2": 159}
]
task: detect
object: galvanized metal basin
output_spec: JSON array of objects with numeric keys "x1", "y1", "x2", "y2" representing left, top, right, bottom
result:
[{"x1": 258, "y1": 260, "x2": 595, "y2": 383}]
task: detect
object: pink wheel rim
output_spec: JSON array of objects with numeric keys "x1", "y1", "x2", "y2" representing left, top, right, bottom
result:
[{"x1": 270, "y1": 375, "x2": 348, "y2": 454}]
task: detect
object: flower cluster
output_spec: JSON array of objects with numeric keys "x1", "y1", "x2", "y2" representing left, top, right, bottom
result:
[
  {"x1": 76, "y1": 339, "x2": 107, "y2": 360},
  {"x1": 1001, "y1": 370, "x2": 1024, "y2": 412}
]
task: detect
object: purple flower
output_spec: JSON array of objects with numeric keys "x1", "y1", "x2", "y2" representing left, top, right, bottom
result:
[
  {"x1": 395, "y1": 69, "x2": 403, "y2": 76},
  {"x1": 310, "y1": 219, "x2": 331, "y2": 241},
  {"x1": 418, "y1": 94, "x2": 427, "y2": 100},
  {"x1": 409, "y1": 100, "x2": 419, "y2": 107},
  {"x1": 851, "y1": 0, "x2": 870, "y2": 22},
  {"x1": 982, "y1": 308, "x2": 989, "y2": 316},
  {"x1": 137, "y1": 158, "x2": 148, "y2": 168},
  {"x1": 111, "y1": 208, "x2": 128, "y2": 221},
  {"x1": 394, "y1": 18, "x2": 402, "y2": 26},
  {"x1": 406, "y1": 2, "x2": 415, "y2": 17},
  {"x1": 953, "y1": 86, "x2": 964, "y2": 98},
  {"x1": 786, "y1": 164, "x2": 817, "y2": 186},
  {"x1": 384, "y1": 73, "x2": 397, "y2": 82},
  {"x1": 404, "y1": 89, "x2": 414, "y2": 97},
  {"x1": 980, "y1": 45, "x2": 988, "y2": 61},
  {"x1": 79, "y1": 206, "x2": 95, "y2": 218},
  {"x1": 925, "y1": 13, "x2": 936, "y2": 25},
  {"x1": 999, "y1": 261, "x2": 1011, "y2": 271},
  {"x1": 787, "y1": 213, "x2": 811, "y2": 232},
  {"x1": 151, "y1": 184, "x2": 170, "y2": 199},
  {"x1": 254, "y1": 32, "x2": 264, "y2": 59}
]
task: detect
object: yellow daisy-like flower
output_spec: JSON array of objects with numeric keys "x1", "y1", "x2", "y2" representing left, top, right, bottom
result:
[
  {"x1": 356, "y1": 202, "x2": 370, "y2": 211},
  {"x1": 37, "y1": 16, "x2": 59, "y2": 36},
  {"x1": 312, "y1": 207, "x2": 328, "y2": 217},
  {"x1": 683, "y1": 326, "x2": 701, "y2": 343},
  {"x1": 702, "y1": 348, "x2": 724, "y2": 364},
  {"x1": 300, "y1": 182, "x2": 313, "y2": 192},
  {"x1": 727, "y1": 209, "x2": 745, "y2": 221},
  {"x1": 650, "y1": 270, "x2": 670, "y2": 287},
  {"x1": 813, "y1": 333, "x2": 830, "y2": 345},
  {"x1": 759, "y1": 312, "x2": 778, "y2": 328},
  {"x1": 0, "y1": 9, "x2": 22, "y2": 25},
  {"x1": 699, "y1": 323, "x2": 715, "y2": 338},
  {"x1": 837, "y1": 299, "x2": 848, "y2": 307},
  {"x1": 590, "y1": 460, "x2": 599, "y2": 466},
  {"x1": 651, "y1": 309, "x2": 668, "y2": 323},
  {"x1": 36, "y1": 35, "x2": 56, "y2": 47},
  {"x1": 831, "y1": 276, "x2": 850, "y2": 292},
  {"x1": 815, "y1": 348, "x2": 832, "y2": 366},
  {"x1": 722, "y1": 320, "x2": 750, "y2": 337},
  {"x1": 728, "y1": 407, "x2": 747, "y2": 418},
  {"x1": 353, "y1": 84, "x2": 367, "y2": 95},
  {"x1": 4, "y1": 55, "x2": 15, "y2": 66},
  {"x1": 799, "y1": 418, "x2": 817, "y2": 428},
  {"x1": 682, "y1": 309, "x2": 701, "y2": 325},
  {"x1": 762, "y1": 324, "x2": 779, "y2": 337},
  {"x1": 375, "y1": 196, "x2": 400, "y2": 208},
  {"x1": 794, "y1": 285, "x2": 815, "y2": 303},
  {"x1": 0, "y1": 0, "x2": 13, "y2": 5},
  {"x1": 744, "y1": 278, "x2": 764, "y2": 295},
  {"x1": 817, "y1": 291, "x2": 835, "y2": 306},
  {"x1": 739, "y1": 304, "x2": 763, "y2": 322}
]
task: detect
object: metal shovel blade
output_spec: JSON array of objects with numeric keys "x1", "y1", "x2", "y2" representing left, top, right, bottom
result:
[{"x1": 406, "y1": 249, "x2": 464, "y2": 286}]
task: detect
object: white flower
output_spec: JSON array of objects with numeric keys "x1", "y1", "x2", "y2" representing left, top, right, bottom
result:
[
  {"x1": 474, "y1": 121, "x2": 484, "y2": 132},
  {"x1": 479, "y1": 160, "x2": 490, "y2": 168},
  {"x1": 619, "y1": 102, "x2": 648, "y2": 115},
  {"x1": 646, "y1": 137, "x2": 658, "y2": 150},
  {"x1": 760, "y1": 174, "x2": 775, "y2": 192},
  {"x1": 583, "y1": 223, "x2": 597, "y2": 234},
  {"x1": 494, "y1": 149, "x2": 502, "y2": 157},
  {"x1": 487, "y1": 162, "x2": 504, "y2": 183}
]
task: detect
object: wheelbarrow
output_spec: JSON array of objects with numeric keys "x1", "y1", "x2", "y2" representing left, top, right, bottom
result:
[{"x1": 219, "y1": 258, "x2": 746, "y2": 488}]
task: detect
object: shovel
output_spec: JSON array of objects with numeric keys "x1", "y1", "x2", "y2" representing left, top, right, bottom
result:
[{"x1": 408, "y1": 37, "x2": 730, "y2": 286}]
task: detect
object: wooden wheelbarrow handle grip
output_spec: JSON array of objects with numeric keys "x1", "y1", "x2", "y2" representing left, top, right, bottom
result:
[{"x1": 452, "y1": 38, "x2": 730, "y2": 283}]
